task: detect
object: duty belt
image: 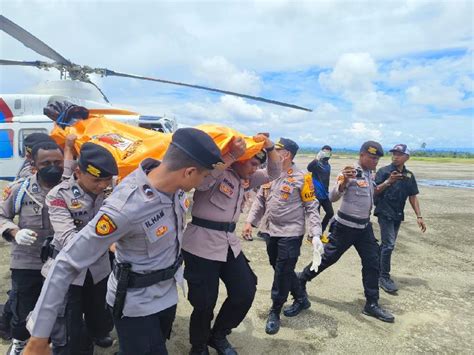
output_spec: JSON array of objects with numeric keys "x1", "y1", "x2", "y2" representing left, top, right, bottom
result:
[
  {"x1": 191, "y1": 216, "x2": 236, "y2": 233},
  {"x1": 337, "y1": 211, "x2": 370, "y2": 225},
  {"x1": 112, "y1": 254, "x2": 183, "y2": 318},
  {"x1": 112, "y1": 254, "x2": 183, "y2": 289}
]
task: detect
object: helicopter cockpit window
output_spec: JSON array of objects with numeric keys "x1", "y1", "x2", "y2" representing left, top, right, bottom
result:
[
  {"x1": 19, "y1": 128, "x2": 48, "y2": 158},
  {"x1": 0, "y1": 129, "x2": 14, "y2": 159}
]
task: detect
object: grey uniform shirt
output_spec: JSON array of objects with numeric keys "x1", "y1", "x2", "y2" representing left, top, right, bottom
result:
[
  {"x1": 0, "y1": 174, "x2": 53, "y2": 270},
  {"x1": 42, "y1": 175, "x2": 111, "y2": 286},
  {"x1": 27, "y1": 159, "x2": 187, "y2": 338},
  {"x1": 182, "y1": 155, "x2": 281, "y2": 262},
  {"x1": 246, "y1": 165, "x2": 322, "y2": 238},
  {"x1": 15, "y1": 159, "x2": 35, "y2": 180},
  {"x1": 330, "y1": 161, "x2": 375, "y2": 229}
]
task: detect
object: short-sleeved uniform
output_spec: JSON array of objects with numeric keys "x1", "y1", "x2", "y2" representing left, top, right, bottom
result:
[
  {"x1": 0, "y1": 174, "x2": 53, "y2": 341},
  {"x1": 181, "y1": 155, "x2": 281, "y2": 347},
  {"x1": 247, "y1": 165, "x2": 321, "y2": 309},
  {"x1": 27, "y1": 159, "x2": 187, "y2": 355},
  {"x1": 44, "y1": 176, "x2": 113, "y2": 354},
  {"x1": 300, "y1": 161, "x2": 381, "y2": 304},
  {"x1": 374, "y1": 163, "x2": 419, "y2": 279}
]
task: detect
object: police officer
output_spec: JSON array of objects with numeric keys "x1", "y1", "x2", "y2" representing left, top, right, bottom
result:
[
  {"x1": 297, "y1": 141, "x2": 395, "y2": 323},
  {"x1": 0, "y1": 141, "x2": 64, "y2": 354},
  {"x1": 0, "y1": 133, "x2": 55, "y2": 341},
  {"x1": 23, "y1": 128, "x2": 223, "y2": 355},
  {"x1": 374, "y1": 144, "x2": 426, "y2": 294},
  {"x1": 15, "y1": 133, "x2": 55, "y2": 180},
  {"x1": 44, "y1": 142, "x2": 118, "y2": 354},
  {"x1": 243, "y1": 138, "x2": 323, "y2": 335},
  {"x1": 182, "y1": 134, "x2": 281, "y2": 355}
]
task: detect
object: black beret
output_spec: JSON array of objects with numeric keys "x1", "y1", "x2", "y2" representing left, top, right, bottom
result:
[
  {"x1": 170, "y1": 128, "x2": 223, "y2": 169},
  {"x1": 360, "y1": 141, "x2": 384, "y2": 157},
  {"x1": 78, "y1": 142, "x2": 118, "y2": 178},
  {"x1": 24, "y1": 133, "x2": 54, "y2": 151},
  {"x1": 275, "y1": 137, "x2": 299, "y2": 156}
]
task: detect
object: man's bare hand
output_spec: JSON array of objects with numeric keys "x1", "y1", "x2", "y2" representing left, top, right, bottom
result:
[
  {"x1": 229, "y1": 137, "x2": 247, "y2": 160},
  {"x1": 417, "y1": 217, "x2": 427, "y2": 233},
  {"x1": 242, "y1": 223, "x2": 253, "y2": 240},
  {"x1": 388, "y1": 171, "x2": 403, "y2": 184},
  {"x1": 253, "y1": 133, "x2": 274, "y2": 149},
  {"x1": 341, "y1": 166, "x2": 356, "y2": 182},
  {"x1": 24, "y1": 337, "x2": 50, "y2": 355},
  {"x1": 65, "y1": 134, "x2": 77, "y2": 150}
]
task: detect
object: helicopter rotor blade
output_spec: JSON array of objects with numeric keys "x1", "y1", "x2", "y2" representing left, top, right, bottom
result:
[
  {"x1": 103, "y1": 69, "x2": 313, "y2": 112},
  {"x1": 0, "y1": 59, "x2": 46, "y2": 67},
  {"x1": 0, "y1": 15, "x2": 71, "y2": 66},
  {"x1": 83, "y1": 78, "x2": 110, "y2": 103}
]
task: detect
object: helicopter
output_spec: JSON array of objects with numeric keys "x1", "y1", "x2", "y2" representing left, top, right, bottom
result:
[{"x1": 0, "y1": 14, "x2": 312, "y2": 180}]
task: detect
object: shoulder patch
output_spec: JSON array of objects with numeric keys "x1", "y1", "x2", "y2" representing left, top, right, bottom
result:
[
  {"x1": 50, "y1": 198, "x2": 67, "y2": 208},
  {"x1": 301, "y1": 173, "x2": 316, "y2": 202},
  {"x1": 95, "y1": 214, "x2": 117, "y2": 236},
  {"x1": 2, "y1": 186, "x2": 12, "y2": 201}
]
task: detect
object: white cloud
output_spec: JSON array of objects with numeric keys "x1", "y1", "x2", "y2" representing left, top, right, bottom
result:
[
  {"x1": 345, "y1": 122, "x2": 382, "y2": 141},
  {"x1": 319, "y1": 53, "x2": 377, "y2": 94},
  {"x1": 406, "y1": 81, "x2": 472, "y2": 109},
  {"x1": 194, "y1": 56, "x2": 262, "y2": 95}
]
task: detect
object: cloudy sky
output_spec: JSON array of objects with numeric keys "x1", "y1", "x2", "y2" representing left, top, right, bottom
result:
[{"x1": 1, "y1": 0, "x2": 473, "y2": 149}]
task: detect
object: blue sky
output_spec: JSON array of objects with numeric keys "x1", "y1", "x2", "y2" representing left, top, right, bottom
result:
[{"x1": 0, "y1": 0, "x2": 473, "y2": 149}]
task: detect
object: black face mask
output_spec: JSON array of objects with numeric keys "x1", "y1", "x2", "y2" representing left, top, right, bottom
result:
[{"x1": 38, "y1": 165, "x2": 63, "y2": 185}]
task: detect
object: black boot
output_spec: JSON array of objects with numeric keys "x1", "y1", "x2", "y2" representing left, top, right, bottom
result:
[
  {"x1": 296, "y1": 272, "x2": 308, "y2": 296},
  {"x1": 362, "y1": 302, "x2": 395, "y2": 323},
  {"x1": 189, "y1": 344, "x2": 210, "y2": 355},
  {"x1": 93, "y1": 333, "x2": 114, "y2": 348},
  {"x1": 208, "y1": 330, "x2": 237, "y2": 355},
  {"x1": 283, "y1": 297, "x2": 311, "y2": 317},
  {"x1": 265, "y1": 309, "x2": 281, "y2": 335}
]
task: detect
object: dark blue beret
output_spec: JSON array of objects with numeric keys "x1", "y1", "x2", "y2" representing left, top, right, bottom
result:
[
  {"x1": 78, "y1": 142, "x2": 118, "y2": 178},
  {"x1": 360, "y1": 141, "x2": 384, "y2": 157},
  {"x1": 275, "y1": 137, "x2": 299, "y2": 156},
  {"x1": 171, "y1": 128, "x2": 223, "y2": 169}
]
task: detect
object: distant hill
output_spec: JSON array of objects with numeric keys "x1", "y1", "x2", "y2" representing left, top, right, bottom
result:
[{"x1": 299, "y1": 147, "x2": 474, "y2": 158}]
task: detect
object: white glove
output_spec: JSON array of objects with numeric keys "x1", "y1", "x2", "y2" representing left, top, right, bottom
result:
[
  {"x1": 15, "y1": 229, "x2": 37, "y2": 246},
  {"x1": 310, "y1": 235, "x2": 324, "y2": 272}
]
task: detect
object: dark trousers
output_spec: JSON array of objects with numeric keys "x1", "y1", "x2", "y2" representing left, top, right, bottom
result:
[
  {"x1": 318, "y1": 198, "x2": 334, "y2": 233},
  {"x1": 301, "y1": 221, "x2": 380, "y2": 303},
  {"x1": 265, "y1": 235, "x2": 305, "y2": 311},
  {"x1": 183, "y1": 248, "x2": 257, "y2": 346},
  {"x1": 52, "y1": 271, "x2": 113, "y2": 355},
  {"x1": 378, "y1": 216, "x2": 402, "y2": 279},
  {"x1": 114, "y1": 304, "x2": 176, "y2": 355},
  {"x1": 10, "y1": 269, "x2": 43, "y2": 340}
]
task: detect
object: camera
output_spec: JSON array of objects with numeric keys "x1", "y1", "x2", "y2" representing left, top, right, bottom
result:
[{"x1": 356, "y1": 168, "x2": 363, "y2": 178}]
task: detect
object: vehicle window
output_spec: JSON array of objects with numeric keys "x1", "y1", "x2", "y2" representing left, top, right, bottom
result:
[
  {"x1": 19, "y1": 128, "x2": 48, "y2": 157},
  {"x1": 0, "y1": 129, "x2": 14, "y2": 159}
]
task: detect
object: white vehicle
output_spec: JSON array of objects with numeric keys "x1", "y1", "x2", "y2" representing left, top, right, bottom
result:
[{"x1": 0, "y1": 15, "x2": 310, "y2": 180}]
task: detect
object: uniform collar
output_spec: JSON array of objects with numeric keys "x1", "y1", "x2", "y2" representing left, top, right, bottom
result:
[
  {"x1": 282, "y1": 163, "x2": 296, "y2": 177},
  {"x1": 137, "y1": 158, "x2": 173, "y2": 204},
  {"x1": 29, "y1": 173, "x2": 44, "y2": 194}
]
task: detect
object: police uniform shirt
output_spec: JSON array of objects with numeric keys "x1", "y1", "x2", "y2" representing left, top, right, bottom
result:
[
  {"x1": 27, "y1": 158, "x2": 188, "y2": 338},
  {"x1": 0, "y1": 174, "x2": 53, "y2": 270},
  {"x1": 42, "y1": 175, "x2": 111, "y2": 286},
  {"x1": 330, "y1": 161, "x2": 375, "y2": 229},
  {"x1": 15, "y1": 159, "x2": 35, "y2": 180},
  {"x1": 182, "y1": 154, "x2": 281, "y2": 262},
  {"x1": 374, "y1": 163, "x2": 419, "y2": 221},
  {"x1": 247, "y1": 164, "x2": 322, "y2": 238}
]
